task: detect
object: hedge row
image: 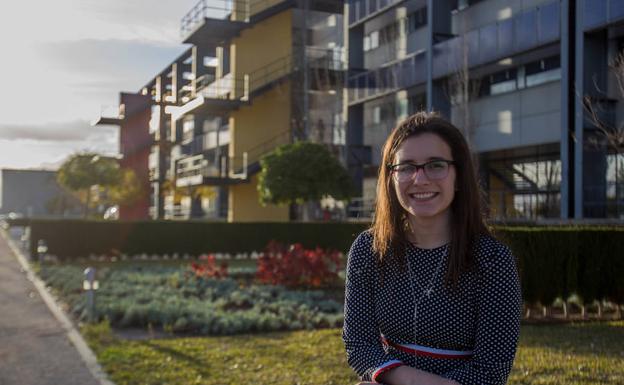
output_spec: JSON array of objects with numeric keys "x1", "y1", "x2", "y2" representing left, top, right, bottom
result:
[
  {"x1": 19, "y1": 219, "x2": 368, "y2": 258},
  {"x1": 11, "y1": 219, "x2": 624, "y2": 305},
  {"x1": 497, "y1": 227, "x2": 624, "y2": 306}
]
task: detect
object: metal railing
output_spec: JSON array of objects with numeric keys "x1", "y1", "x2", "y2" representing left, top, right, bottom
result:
[
  {"x1": 247, "y1": 48, "x2": 344, "y2": 95},
  {"x1": 180, "y1": 0, "x2": 290, "y2": 37},
  {"x1": 247, "y1": 55, "x2": 295, "y2": 93},
  {"x1": 348, "y1": 1, "x2": 560, "y2": 104},
  {"x1": 195, "y1": 73, "x2": 249, "y2": 100},
  {"x1": 181, "y1": 0, "x2": 248, "y2": 36},
  {"x1": 349, "y1": 0, "x2": 404, "y2": 26}
]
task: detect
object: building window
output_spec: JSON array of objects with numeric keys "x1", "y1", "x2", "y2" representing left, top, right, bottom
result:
[
  {"x1": 525, "y1": 56, "x2": 561, "y2": 87},
  {"x1": 489, "y1": 157, "x2": 561, "y2": 220},
  {"x1": 486, "y1": 69, "x2": 518, "y2": 95},
  {"x1": 149, "y1": 105, "x2": 161, "y2": 134},
  {"x1": 182, "y1": 117, "x2": 194, "y2": 143},
  {"x1": 408, "y1": 8, "x2": 427, "y2": 33},
  {"x1": 373, "y1": 106, "x2": 381, "y2": 124},
  {"x1": 327, "y1": 14, "x2": 336, "y2": 27},
  {"x1": 370, "y1": 30, "x2": 379, "y2": 50},
  {"x1": 363, "y1": 30, "x2": 380, "y2": 52},
  {"x1": 396, "y1": 98, "x2": 408, "y2": 120}
]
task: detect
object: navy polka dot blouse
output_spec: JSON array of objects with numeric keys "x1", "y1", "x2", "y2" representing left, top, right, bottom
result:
[{"x1": 343, "y1": 231, "x2": 522, "y2": 384}]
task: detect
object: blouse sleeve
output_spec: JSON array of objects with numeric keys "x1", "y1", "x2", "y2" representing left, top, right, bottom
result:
[
  {"x1": 342, "y1": 232, "x2": 404, "y2": 382},
  {"x1": 442, "y1": 243, "x2": 522, "y2": 385}
]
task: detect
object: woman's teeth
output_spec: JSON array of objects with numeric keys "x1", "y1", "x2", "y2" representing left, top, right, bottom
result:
[{"x1": 410, "y1": 192, "x2": 437, "y2": 199}]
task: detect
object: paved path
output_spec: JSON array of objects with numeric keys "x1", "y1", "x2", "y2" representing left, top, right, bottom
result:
[{"x1": 0, "y1": 231, "x2": 104, "y2": 385}]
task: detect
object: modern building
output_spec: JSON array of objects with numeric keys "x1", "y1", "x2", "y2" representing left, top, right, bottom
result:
[
  {"x1": 0, "y1": 169, "x2": 82, "y2": 218},
  {"x1": 345, "y1": 0, "x2": 624, "y2": 220},
  {"x1": 96, "y1": 0, "x2": 345, "y2": 221}
]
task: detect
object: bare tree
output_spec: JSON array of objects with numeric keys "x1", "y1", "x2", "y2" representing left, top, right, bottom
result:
[
  {"x1": 444, "y1": 33, "x2": 482, "y2": 147},
  {"x1": 583, "y1": 50, "x2": 624, "y2": 154}
]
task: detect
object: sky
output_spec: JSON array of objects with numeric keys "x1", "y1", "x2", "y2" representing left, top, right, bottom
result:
[{"x1": 0, "y1": 0, "x2": 198, "y2": 170}]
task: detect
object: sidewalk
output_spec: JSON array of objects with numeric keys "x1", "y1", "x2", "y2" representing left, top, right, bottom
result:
[{"x1": 0, "y1": 231, "x2": 104, "y2": 385}]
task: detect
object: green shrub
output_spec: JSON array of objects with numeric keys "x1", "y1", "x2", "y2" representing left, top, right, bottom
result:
[{"x1": 41, "y1": 264, "x2": 344, "y2": 335}]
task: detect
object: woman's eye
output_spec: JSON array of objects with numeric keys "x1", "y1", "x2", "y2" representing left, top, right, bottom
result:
[{"x1": 428, "y1": 161, "x2": 445, "y2": 170}]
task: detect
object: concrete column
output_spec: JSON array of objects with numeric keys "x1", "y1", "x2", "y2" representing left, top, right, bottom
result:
[
  {"x1": 574, "y1": 0, "x2": 584, "y2": 218},
  {"x1": 347, "y1": 103, "x2": 364, "y2": 197},
  {"x1": 426, "y1": 0, "x2": 452, "y2": 117},
  {"x1": 192, "y1": 45, "x2": 213, "y2": 97},
  {"x1": 560, "y1": 0, "x2": 573, "y2": 218}
]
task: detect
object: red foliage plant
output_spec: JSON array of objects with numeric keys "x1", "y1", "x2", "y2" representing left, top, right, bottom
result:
[
  {"x1": 255, "y1": 240, "x2": 343, "y2": 288},
  {"x1": 190, "y1": 254, "x2": 228, "y2": 279}
]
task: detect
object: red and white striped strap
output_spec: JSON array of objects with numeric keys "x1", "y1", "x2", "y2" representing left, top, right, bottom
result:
[{"x1": 381, "y1": 336, "x2": 474, "y2": 360}]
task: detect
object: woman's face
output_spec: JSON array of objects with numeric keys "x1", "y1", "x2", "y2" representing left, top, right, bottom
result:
[{"x1": 391, "y1": 133, "x2": 456, "y2": 225}]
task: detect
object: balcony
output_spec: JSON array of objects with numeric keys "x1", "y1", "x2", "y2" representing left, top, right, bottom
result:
[
  {"x1": 180, "y1": 0, "x2": 295, "y2": 45},
  {"x1": 583, "y1": 0, "x2": 624, "y2": 31},
  {"x1": 348, "y1": 0, "x2": 405, "y2": 26},
  {"x1": 92, "y1": 104, "x2": 125, "y2": 126},
  {"x1": 348, "y1": 51, "x2": 426, "y2": 105},
  {"x1": 432, "y1": 1, "x2": 560, "y2": 79},
  {"x1": 167, "y1": 74, "x2": 248, "y2": 120},
  {"x1": 181, "y1": 0, "x2": 248, "y2": 44},
  {"x1": 175, "y1": 153, "x2": 248, "y2": 186},
  {"x1": 247, "y1": 48, "x2": 345, "y2": 98},
  {"x1": 347, "y1": 1, "x2": 561, "y2": 105},
  {"x1": 180, "y1": 130, "x2": 230, "y2": 155}
]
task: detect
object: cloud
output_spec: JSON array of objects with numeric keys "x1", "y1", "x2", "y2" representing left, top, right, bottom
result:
[
  {"x1": 73, "y1": 0, "x2": 199, "y2": 43},
  {"x1": 0, "y1": 120, "x2": 116, "y2": 142},
  {"x1": 37, "y1": 38, "x2": 188, "y2": 89}
]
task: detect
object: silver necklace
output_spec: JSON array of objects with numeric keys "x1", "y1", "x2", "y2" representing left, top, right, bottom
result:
[{"x1": 405, "y1": 244, "x2": 447, "y2": 365}]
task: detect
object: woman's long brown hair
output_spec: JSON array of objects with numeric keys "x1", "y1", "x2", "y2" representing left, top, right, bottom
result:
[{"x1": 371, "y1": 111, "x2": 491, "y2": 287}]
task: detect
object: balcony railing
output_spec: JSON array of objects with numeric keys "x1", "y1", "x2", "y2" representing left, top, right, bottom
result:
[
  {"x1": 583, "y1": 0, "x2": 624, "y2": 31},
  {"x1": 247, "y1": 48, "x2": 344, "y2": 97},
  {"x1": 348, "y1": 0, "x2": 404, "y2": 26},
  {"x1": 348, "y1": 1, "x2": 560, "y2": 104},
  {"x1": 348, "y1": 51, "x2": 426, "y2": 104},
  {"x1": 196, "y1": 73, "x2": 249, "y2": 100},
  {"x1": 180, "y1": 0, "x2": 290, "y2": 38},
  {"x1": 181, "y1": 0, "x2": 247, "y2": 37},
  {"x1": 180, "y1": 131, "x2": 230, "y2": 155}
]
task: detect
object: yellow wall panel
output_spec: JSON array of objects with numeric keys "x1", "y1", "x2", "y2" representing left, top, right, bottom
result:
[
  {"x1": 228, "y1": 174, "x2": 289, "y2": 222},
  {"x1": 230, "y1": 82, "x2": 291, "y2": 160},
  {"x1": 230, "y1": 10, "x2": 293, "y2": 79}
]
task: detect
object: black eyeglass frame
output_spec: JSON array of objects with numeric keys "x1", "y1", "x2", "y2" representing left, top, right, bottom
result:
[{"x1": 387, "y1": 159, "x2": 456, "y2": 181}]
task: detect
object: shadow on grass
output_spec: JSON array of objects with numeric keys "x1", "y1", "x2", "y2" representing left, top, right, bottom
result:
[
  {"x1": 139, "y1": 340, "x2": 214, "y2": 377},
  {"x1": 518, "y1": 322, "x2": 624, "y2": 359}
]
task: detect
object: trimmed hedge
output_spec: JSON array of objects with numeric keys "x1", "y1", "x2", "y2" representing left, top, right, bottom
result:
[
  {"x1": 20, "y1": 219, "x2": 368, "y2": 258},
  {"x1": 12, "y1": 219, "x2": 624, "y2": 306},
  {"x1": 497, "y1": 226, "x2": 624, "y2": 306}
]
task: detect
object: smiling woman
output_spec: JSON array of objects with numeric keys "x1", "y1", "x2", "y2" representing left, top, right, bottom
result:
[{"x1": 343, "y1": 111, "x2": 522, "y2": 385}]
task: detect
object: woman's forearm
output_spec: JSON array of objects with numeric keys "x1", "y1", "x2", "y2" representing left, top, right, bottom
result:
[{"x1": 378, "y1": 365, "x2": 460, "y2": 385}]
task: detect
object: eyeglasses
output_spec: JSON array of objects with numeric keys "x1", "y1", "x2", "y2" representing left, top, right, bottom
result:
[{"x1": 388, "y1": 159, "x2": 455, "y2": 182}]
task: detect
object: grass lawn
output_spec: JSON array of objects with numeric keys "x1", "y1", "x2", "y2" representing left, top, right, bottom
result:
[{"x1": 82, "y1": 321, "x2": 624, "y2": 385}]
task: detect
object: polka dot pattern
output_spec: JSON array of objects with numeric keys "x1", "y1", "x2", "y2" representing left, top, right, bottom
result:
[{"x1": 342, "y1": 231, "x2": 522, "y2": 384}]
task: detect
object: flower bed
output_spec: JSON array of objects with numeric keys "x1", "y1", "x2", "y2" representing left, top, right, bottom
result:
[{"x1": 41, "y1": 263, "x2": 343, "y2": 335}]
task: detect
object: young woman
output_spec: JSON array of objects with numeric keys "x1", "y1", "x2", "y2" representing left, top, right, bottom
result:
[{"x1": 343, "y1": 112, "x2": 522, "y2": 385}]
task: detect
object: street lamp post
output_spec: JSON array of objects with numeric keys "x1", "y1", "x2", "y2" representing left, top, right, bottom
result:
[{"x1": 83, "y1": 267, "x2": 99, "y2": 323}]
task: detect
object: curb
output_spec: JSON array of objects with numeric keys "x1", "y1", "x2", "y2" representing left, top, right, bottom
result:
[{"x1": 0, "y1": 228, "x2": 116, "y2": 385}]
